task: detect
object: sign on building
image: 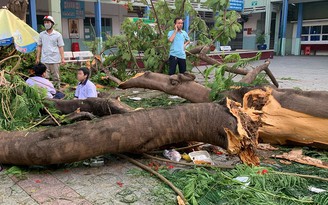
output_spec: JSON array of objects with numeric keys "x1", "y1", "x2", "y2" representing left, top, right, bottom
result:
[
  {"x1": 61, "y1": 0, "x2": 85, "y2": 19},
  {"x1": 228, "y1": 0, "x2": 244, "y2": 12}
]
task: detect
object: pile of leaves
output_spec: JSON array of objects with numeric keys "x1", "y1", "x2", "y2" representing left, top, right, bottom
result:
[
  {"x1": 129, "y1": 162, "x2": 328, "y2": 205},
  {"x1": 0, "y1": 71, "x2": 49, "y2": 131}
]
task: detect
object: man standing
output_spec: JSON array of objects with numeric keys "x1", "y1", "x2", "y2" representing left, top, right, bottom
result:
[
  {"x1": 74, "y1": 67, "x2": 97, "y2": 99},
  {"x1": 36, "y1": 16, "x2": 65, "y2": 88},
  {"x1": 167, "y1": 17, "x2": 190, "y2": 75}
]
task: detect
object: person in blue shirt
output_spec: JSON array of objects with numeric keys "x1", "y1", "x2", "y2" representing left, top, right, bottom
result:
[
  {"x1": 167, "y1": 17, "x2": 190, "y2": 75},
  {"x1": 74, "y1": 67, "x2": 97, "y2": 99}
]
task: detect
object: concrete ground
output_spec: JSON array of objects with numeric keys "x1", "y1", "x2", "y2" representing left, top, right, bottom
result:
[
  {"x1": 193, "y1": 55, "x2": 328, "y2": 91},
  {"x1": 1, "y1": 56, "x2": 327, "y2": 204}
]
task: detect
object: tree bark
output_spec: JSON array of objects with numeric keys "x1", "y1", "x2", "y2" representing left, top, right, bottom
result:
[
  {"x1": 7, "y1": 0, "x2": 28, "y2": 22},
  {"x1": 119, "y1": 71, "x2": 212, "y2": 103},
  {"x1": 239, "y1": 60, "x2": 279, "y2": 87},
  {"x1": 46, "y1": 98, "x2": 133, "y2": 116},
  {"x1": 0, "y1": 102, "x2": 259, "y2": 166},
  {"x1": 119, "y1": 72, "x2": 328, "y2": 149},
  {"x1": 234, "y1": 87, "x2": 328, "y2": 149}
]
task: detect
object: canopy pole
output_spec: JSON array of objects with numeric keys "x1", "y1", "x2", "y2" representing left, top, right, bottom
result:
[{"x1": 29, "y1": 0, "x2": 37, "y2": 31}]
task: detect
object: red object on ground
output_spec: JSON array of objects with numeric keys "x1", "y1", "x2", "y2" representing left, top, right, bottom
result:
[
  {"x1": 116, "y1": 181, "x2": 124, "y2": 187},
  {"x1": 305, "y1": 46, "x2": 311, "y2": 55}
]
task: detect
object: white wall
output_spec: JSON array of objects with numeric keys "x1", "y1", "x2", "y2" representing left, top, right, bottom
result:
[
  {"x1": 243, "y1": 13, "x2": 262, "y2": 50},
  {"x1": 84, "y1": 2, "x2": 128, "y2": 36}
]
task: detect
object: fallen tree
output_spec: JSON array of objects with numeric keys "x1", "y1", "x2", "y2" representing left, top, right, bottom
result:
[
  {"x1": 119, "y1": 72, "x2": 328, "y2": 149},
  {"x1": 1, "y1": 0, "x2": 327, "y2": 167},
  {"x1": 0, "y1": 101, "x2": 259, "y2": 166}
]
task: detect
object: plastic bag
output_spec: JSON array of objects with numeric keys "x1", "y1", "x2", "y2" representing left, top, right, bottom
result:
[{"x1": 163, "y1": 149, "x2": 181, "y2": 162}]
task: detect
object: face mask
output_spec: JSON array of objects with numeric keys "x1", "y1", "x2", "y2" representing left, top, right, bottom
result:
[{"x1": 44, "y1": 23, "x2": 52, "y2": 30}]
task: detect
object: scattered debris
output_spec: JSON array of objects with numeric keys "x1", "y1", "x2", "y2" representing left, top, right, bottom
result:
[
  {"x1": 83, "y1": 156, "x2": 105, "y2": 167},
  {"x1": 163, "y1": 149, "x2": 181, "y2": 162},
  {"x1": 116, "y1": 181, "x2": 124, "y2": 187},
  {"x1": 181, "y1": 153, "x2": 192, "y2": 162},
  {"x1": 189, "y1": 150, "x2": 214, "y2": 165},
  {"x1": 257, "y1": 143, "x2": 279, "y2": 151},
  {"x1": 128, "y1": 97, "x2": 142, "y2": 101},
  {"x1": 308, "y1": 186, "x2": 326, "y2": 193},
  {"x1": 168, "y1": 95, "x2": 181, "y2": 99},
  {"x1": 273, "y1": 149, "x2": 328, "y2": 169},
  {"x1": 279, "y1": 160, "x2": 292, "y2": 165},
  {"x1": 234, "y1": 176, "x2": 250, "y2": 189},
  {"x1": 177, "y1": 195, "x2": 186, "y2": 205}
]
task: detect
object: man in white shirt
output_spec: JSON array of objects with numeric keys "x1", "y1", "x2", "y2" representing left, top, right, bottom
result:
[
  {"x1": 36, "y1": 16, "x2": 65, "y2": 89},
  {"x1": 74, "y1": 67, "x2": 98, "y2": 99}
]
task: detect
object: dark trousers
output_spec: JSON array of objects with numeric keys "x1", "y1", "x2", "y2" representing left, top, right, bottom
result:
[{"x1": 169, "y1": 55, "x2": 186, "y2": 75}]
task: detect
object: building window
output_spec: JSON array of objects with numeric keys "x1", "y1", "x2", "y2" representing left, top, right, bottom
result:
[
  {"x1": 301, "y1": 24, "x2": 328, "y2": 43},
  {"x1": 302, "y1": 26, "x2": 309, "y2": 34},
  {"x1": 323, "y1": 26, "x2": 328, "y2": 34},
  {"x1": 310, "y1": 26, "x2": 321, "y2": 34},
  {"x1": 84, "y1": 17, "x2": 112, "y2": 41}
]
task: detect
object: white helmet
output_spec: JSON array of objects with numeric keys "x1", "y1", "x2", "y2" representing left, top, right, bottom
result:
[{"x1": 43, "y1": 16, "x2": 55, "y2": 24}]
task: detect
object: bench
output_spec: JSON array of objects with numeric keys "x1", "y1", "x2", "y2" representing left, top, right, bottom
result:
[
  {"x1": 220, "y1": 46, "x2": 232, "y2": 51},
  {"x1": 64, "y1": 51, "x2": 77, "y2": 63},
  {"x1": 73, "y1": 51, "x2": 94, "y2": 63}
]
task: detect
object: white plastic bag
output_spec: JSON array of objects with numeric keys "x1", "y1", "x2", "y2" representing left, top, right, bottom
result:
[{"x1": 163, "y1": 149, "x2": 181, "y2": 162}]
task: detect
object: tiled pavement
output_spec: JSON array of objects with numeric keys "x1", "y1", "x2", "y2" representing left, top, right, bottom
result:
[{"x1": 1, "y1": 156, "x2": 177, "y2": 205}]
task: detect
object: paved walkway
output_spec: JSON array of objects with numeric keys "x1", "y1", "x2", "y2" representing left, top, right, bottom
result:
[
  {"x1": 1, "y1": 56, "x2": 327, "y2": 204},
  {"x1": 193, "y1": 56, "x2": 328, "y2": 91}
]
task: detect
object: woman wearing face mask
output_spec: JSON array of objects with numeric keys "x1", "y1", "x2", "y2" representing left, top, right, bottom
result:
[{"x1": 36, "y1": 16, "x2": 65, "y2": 89}]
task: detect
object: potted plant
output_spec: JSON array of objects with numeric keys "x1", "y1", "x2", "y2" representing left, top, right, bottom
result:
[{"x1": 256, "y1": 32, "x2": 267, "y2": 50}]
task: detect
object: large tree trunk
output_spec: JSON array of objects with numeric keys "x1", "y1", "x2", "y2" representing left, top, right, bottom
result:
[
  {"x1": 240, "y1": 87, "x2": 328, "y2": 149},
  {"x1": 7, "y1": 0, "x2": 28, "y2": 22},
  {"x1": 0, "y1": 102, "x2": 259, "y2": 166},
  {"x1": 119, "y1": 72, "x2": 328, "y2": 149}
]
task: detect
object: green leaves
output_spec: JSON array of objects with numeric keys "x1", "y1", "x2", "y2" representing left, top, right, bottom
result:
[
  {"x1": 101, "y1": 0, "x2": 243, "y2": 78},
  {"x1": 204, "y1": 52, "x2": 268, "y2": 101},
  {"x1": 0, "y1": 74, "x2": 50, "y2": 131},
  {"x1": 157, "y1": 165, "x2": 321, "y2": 205}
]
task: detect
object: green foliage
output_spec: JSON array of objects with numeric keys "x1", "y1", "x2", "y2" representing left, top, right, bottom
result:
[
  {"x1": 121, "y1": 94, "x2": 187, "y2": 109},
  {"x1": 5, "y1": 166, "x2": 27, "y2": 179},
  {"x1": 59, "y1": 64, "x2": 79, "y2": 85},
  {"x1": 204, "y1": 52, "x2": 265, "y2": 101},
  {"x1": 256, "y1": 33, "x2": 266, "y2": 45},
  {"x1": 0, "y1": 73, "x2": 48, "y2": 130},
  {"x1": 156, "y1": 165, "x2": 320, "y2": 205},
  {"x1": 101, "y1": 0, "x2": 242, "y2": 77}
]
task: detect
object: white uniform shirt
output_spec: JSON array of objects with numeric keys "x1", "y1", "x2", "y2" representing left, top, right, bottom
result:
[
  {"x1": 74, "y1": 80, "x2": 98, "y2": 99},
  {"x1": 38, "y1": 30, "x2": 64, "y2": 64},
  {"x1": 26, "y1": 76, "x2": 56, "y2": 98}
]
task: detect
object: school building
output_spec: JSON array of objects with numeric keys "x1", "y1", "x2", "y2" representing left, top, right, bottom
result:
[
  {"x1": 1, "y1": 0, "x2": 326, "y2": 56},
  {"x1": 242, "y1": 0, "x2": 328, "y2": 55}
]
